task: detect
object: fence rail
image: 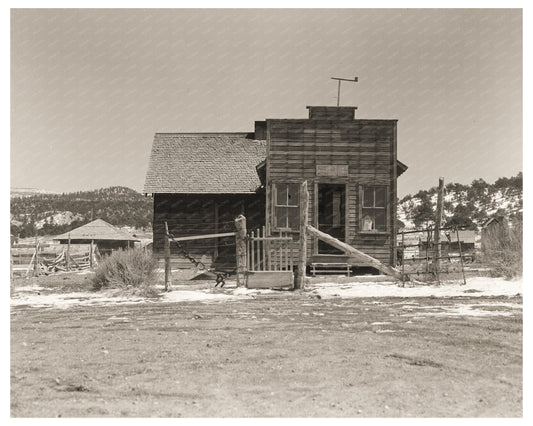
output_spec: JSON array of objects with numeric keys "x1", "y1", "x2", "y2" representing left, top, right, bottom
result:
[{"x1": 10, "y1": 242, "x2": 99, "y2": 278}]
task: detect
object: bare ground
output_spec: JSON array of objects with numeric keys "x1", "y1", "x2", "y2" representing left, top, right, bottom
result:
[{"x1": 10, "y1": 275, "x2": 522, "y2": 418}]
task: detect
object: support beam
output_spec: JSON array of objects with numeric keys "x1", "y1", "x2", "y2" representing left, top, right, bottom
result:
[{"x1": 306, "y1": 224, "x2": 405, "y2": 281}]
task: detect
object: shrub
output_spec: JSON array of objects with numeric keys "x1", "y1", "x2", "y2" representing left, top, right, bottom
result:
[
  {"x1": 92, "y1": 248, "x2": 159, "y2": 296},
  {"x1": 481, "y1": 218, "x2": 522, "y2": 279}
]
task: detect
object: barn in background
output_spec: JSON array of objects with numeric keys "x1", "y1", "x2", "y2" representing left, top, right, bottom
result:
[
  {"x1": 53, "y1": 218, "x2": 140, "y2": 256},
  {"x1": 144, "y1": 105, "x2": 407, "y2": 273}
]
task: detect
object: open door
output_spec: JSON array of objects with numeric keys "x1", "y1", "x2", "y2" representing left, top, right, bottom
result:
[{"x1": 317, "y1": 184, "x2": 346, "y2": 254}]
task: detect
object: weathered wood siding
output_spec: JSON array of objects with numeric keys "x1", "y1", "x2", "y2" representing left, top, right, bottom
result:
[
  {"x1": 266, "y1": 116, "x2": 398, "y2": 266},
  {"x1": 153, "y1": 193, "x2": 264, "y2": 270}
]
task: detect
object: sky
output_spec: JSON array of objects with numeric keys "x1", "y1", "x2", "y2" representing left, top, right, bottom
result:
[{"x1": 10, "y1": 8, "x2": 523, "y2": 197}]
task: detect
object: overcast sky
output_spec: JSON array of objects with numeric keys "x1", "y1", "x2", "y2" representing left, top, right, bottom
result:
[{"x1": 10, "y1": 8, "x2": 522, "y2": 197}]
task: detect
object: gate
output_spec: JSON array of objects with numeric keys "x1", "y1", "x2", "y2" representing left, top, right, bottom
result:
[{"x1": 245, "y1": 226, "x2": 295, "y2": 288}]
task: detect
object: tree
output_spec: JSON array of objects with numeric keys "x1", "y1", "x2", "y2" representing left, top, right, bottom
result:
[
  {"x1": 446, "y1": 203, "x2": 476, "y2": 229},
  {"x1": 412, "y1": 196, "x2": 434, "y2": 228}
]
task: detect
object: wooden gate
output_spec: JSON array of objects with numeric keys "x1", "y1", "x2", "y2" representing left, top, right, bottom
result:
[{"x1": 245, "y1": 226, "x2": 294, "y2": 288}]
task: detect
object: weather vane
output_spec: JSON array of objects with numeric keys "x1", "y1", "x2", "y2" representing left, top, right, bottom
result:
[{"x1": 331, "y1": 76, "x2": 358, "y2": 107}]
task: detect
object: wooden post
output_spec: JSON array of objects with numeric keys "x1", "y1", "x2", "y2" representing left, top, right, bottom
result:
[
  {"x1": 234, "y1": 214, "x2": 247, "y2": 287},
  {"x1": 33, "y1": 236, "x2": 39, "y2": 277},
  {"x1": 456, "y1": 227, "x2": 467, "y2": 286},
  {"x1": 164, "y1": 221, "x2": 171, "y2": 291},
  {"x1": 296, "y1": 181, "x2": 309, "y2": 289},
  {"x1": 214, "y1": 203, "x2": 219, "y2": 260},
  {"x1": 90, "y1": 240, "x2": 94, "y2": 269},
  {"x1": 433, "y1": 178, "x2": 445, "y2": 284},
  {"x1": 401, "y1": 231, "x2": 405, "y2": 285},
  {"x1": 66, "y1": 233, "x2": 71, "y2": 272}
]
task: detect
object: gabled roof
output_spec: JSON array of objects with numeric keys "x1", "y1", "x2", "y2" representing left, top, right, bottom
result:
[
  {"x1": 397, "y1": 160, "x2": 408, "y2": 177},
  {"x1": 143, "y1": 133, "x2": 266, "y2": 194},
  {"x1": 53, "y1": 219, "x2": 139, "y2": 242}
]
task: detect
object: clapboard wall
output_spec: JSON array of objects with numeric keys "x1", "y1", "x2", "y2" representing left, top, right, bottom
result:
[
  {"x1": 265, "y1": 107, "x2": 398, "y2": 266},
  {"x1": 152, "y1": 193, "x2": 265, "y2": 270}
]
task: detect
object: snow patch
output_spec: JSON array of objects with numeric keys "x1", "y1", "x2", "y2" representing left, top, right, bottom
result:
[{"x1": 309, "y1": 277, "x2": 522, "y2": 299}]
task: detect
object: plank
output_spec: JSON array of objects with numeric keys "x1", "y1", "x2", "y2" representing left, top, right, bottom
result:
[
  {"x1": 246, "y1": 271, "x2": 294, "y2": 289},
  {"x1": 306, "y1": 224, "x2": 404, "y2": 280},
  {"x1": 170, "y1": 232, "x2": 236, "y2": 242}
]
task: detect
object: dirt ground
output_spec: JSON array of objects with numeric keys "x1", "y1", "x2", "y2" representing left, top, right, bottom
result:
[{"x1": 10, "y1": 274, "x2": 522, "y2": 418}]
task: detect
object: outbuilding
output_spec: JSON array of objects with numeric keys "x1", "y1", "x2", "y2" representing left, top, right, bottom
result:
[{"x1": 53, "y1": 218, "x2": 140, "y2": 256}]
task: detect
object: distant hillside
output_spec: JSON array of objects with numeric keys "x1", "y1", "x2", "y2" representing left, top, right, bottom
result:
[
  {"x1": 10, "y1": 188, "x2": 58, "y2": 198},
  {"x1": 10, "y1": 174, "x2": 523, "y2": 238},
  {"x1": 398, "y1": 172, "x2": 522, "y2": 230},
  {"x1": 10, "y1": 186, "x2": 153, "y2": 238}
]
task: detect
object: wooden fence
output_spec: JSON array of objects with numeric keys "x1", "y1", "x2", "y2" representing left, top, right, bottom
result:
[
  {"x1": 11, "y1": 242, "x2": 98, "y2": 278},
  {"x1": 246, "y1": 227, "x2": 293, "y2": 272}
]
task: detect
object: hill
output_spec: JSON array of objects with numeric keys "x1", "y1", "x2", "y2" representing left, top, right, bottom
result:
[
  {"x1": 398, "y1": 172, "x2": 522, "y2": 230},
  {"x1": 10, "y1": 173, "x2": 523, "y2": 239},
  {"x1": 10, "y1": 188, "x2": 58, "y2": 198},
  {"x1": 10, "y1": 186, "x2": 153, "y2": 238}
]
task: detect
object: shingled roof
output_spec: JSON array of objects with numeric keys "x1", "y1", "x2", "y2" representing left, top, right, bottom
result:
[
  {"x1": 143, "y1": 133, "x2": 266, "y2": 194},
  {"x1": 53, "y1": 219, "x2": 139, "y2": 242}
]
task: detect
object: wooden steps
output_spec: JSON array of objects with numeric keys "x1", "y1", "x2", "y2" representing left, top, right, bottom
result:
[{"x1": 310, "y1": 262, "x2": 351, "y2": 277}]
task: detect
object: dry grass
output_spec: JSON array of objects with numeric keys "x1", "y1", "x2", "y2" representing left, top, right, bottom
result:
[
  {"x1": 481, "y1": 219, "x2": 522, "y2": 279},
  {"x1": 91, "y1": 249, "x2": 159, "y2": 296}
]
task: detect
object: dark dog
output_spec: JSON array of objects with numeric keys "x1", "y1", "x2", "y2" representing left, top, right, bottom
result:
[{"x1": 214, "y1": 273, "x2": 227, "y2": 287}]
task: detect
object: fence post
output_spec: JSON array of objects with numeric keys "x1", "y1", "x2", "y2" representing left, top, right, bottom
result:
[
  {"x1": 235, "y1": 214, "x2": 247, "y2": 287},
  {"x1": 433, "y1": 177, "x2": 445, "y2": 284},
  {"x1": 66, "y1": 233, "x2": 71, "y2": 272},
  {"x1": 296, "y1": 181, "x2": 309, "y2": 289},
  {"x1": 33, "y1": 237, "x2": 40, "y2": 277},
  {"x1": 90, "y1": 240, "x2": 94, "y2": 269},
  {"x1": 456, "y1": 227, "x2": 467, "y2": 285},
  {"x1": 401, "y1": 231, "x2": 405, "y2": 285},
  {"x1": 164, "y1": 221, "x2": 171, "y2": 291}
]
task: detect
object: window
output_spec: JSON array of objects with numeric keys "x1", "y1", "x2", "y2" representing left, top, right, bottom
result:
[
  {"x1": 273, "y1": 183, "x2": 300, "y2": 230},
  {"x1": 360, "y1": 186, "x2": 388, "y2": 232}
]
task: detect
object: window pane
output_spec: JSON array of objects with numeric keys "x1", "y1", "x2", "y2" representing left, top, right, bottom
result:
[
  {"x1": 276, "y1": 184, "x2": 287, "y2": 205},
  {"x1": 375, "y1": 187, "x2": 386, "y2": 208},
  {"x1": 275, "y1": 207, "x2": 287, "y2": 228},
  {"x1": 375, "y1": 209, "x2": 386, "y2": 231},
  {"x1": 363, "y1": 187, "x2": 374, "y2": 207},
  {"x1": 287, "y1": 207, "x2": 300, "y2": 230},
  {"x1": 287, "y1": 183, "x2": 299, "y2": 206}
]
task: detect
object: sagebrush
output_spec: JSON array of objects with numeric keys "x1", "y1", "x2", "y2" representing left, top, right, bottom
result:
[{"x1": 92, "y1": 249, "x2": 159, "y2": 295}]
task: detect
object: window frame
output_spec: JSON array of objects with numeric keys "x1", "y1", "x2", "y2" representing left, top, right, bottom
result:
[
  {"x1": 272, "y1": 182, "x2": 300, "y2": 231},
  {"x1": 358, "y1": 185, "x2": 390, "y2": 234}
]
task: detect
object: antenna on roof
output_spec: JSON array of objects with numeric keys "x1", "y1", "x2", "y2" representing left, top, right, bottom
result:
[{"x1": 331, "y1": 76, "x2": 358, "y2": 107}]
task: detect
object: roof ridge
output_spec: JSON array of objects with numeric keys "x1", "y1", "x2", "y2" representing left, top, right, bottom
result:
[{"x1": 155, "y1": 132, "x2": 252, "y2": 137}]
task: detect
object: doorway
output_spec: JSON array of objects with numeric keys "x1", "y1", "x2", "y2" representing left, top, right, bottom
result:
[{"x1": 317, "y1": 184, "x2": 346, "y2": 254}]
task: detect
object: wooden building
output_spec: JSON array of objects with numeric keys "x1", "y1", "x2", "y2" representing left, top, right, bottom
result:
[
  {"x1": 144, "y1": 106, "x2": 408, "y2": 272},
  {"x1": 53, "y1": 219, "x2": 140, "y2": 256},
  {"x1": 143, "y1": 133, "x2": 266, "y2": 270}
]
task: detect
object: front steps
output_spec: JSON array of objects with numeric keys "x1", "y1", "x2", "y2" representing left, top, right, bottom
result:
[{"x1": 310, "y1": 262, "x2": 351, "y2": 277}]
